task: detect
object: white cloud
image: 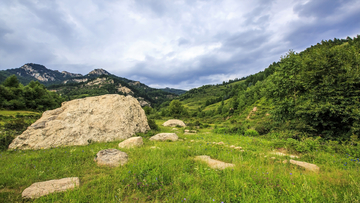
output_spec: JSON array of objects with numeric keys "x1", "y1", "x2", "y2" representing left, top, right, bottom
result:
[{"x1": 0, "y1": 0, "x2": 359, "y2": 90}]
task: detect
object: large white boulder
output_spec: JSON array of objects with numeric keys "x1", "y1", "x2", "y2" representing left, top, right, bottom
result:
[{"x1": 9, "y1": 94, "x2": 150, "y2": 150}]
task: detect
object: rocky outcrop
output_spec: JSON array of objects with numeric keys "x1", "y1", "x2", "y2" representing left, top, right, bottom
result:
[
  {"x1": 118, "y1": 137, "x2": 143, "y2": 148},
  {"x1": 290, "y1": 160, "x2": 319, "y2": 172},
  {"x1": 22, "y1": 177, "x2": 80, "y2": 199},
  {"x1": 87, "y1": 69, "x2": 110, "y2": 76},
  {"x1": 149, "y1": 133, "x2": 178, "y2": 141},
  {"x1": 162, "y1": 119, "x2": 186, "y2": 127},
  {"x1": 94, "y1": 149, "x2": 128, "y2": 167},
  {"x1": 195, "y1": 155, "x2": 235, "y2": 170},
  {"x1": 117, "y1": 85, "x2": 133, "y2": 94},
  {"x1": 9, "y1": 94, "x2": 150, "y2": 150}
]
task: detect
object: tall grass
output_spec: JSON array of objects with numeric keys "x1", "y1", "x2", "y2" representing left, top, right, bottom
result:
[{"x1": 1, "y1": 127, "x2": 360, "y2": 202}]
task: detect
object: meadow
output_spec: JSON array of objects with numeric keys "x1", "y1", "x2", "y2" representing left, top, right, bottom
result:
[{"x1": 1, "y1": 119, "x2": 360, "y2": 202}]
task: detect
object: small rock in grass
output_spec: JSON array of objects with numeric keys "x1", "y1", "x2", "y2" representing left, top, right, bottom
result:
[
  {"x1": 149, "y1": 133, "x2": 178, "y2": 141},
  {"x1": 94, "y1": 149, "x2": 128, "y2": 167},
  {"x1": 195, "y1": 155, "x2": 235, "y2": 170},
  {"x1": 217, "y1": 142, "x2": 224, "y2": 145},
  {"x1": 234, "y1": 147, "x2": 243, "y2": 150},
  {"x1": 162, "y1": 119, "x2": 186, "y2": 127},
  {"x1": 283, "y1": 160, "x2": 288, "y2": 164},
  {"x1": 229, "y1": 145, "x2": 235, "y2": 148},
  {"x1": 290, "y1": 159, "x2": 319, "y2": 173},
  {"x1": 118, "y1": 137, "x2": 143, "y2": 148},
  {"x1": 271, "y1": 157, "x2": 276, "y2": 159},
  {"x1": 190, "y1": 140, "x2": 194, "y2": 142},
  {"x1": 22, "y1": 177, "x2": 80, "y2": 199},
  {"x1": 150, "y1": 146, "x2": 160, "y2": 149}
]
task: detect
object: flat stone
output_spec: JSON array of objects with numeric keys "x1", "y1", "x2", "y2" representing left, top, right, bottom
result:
[
  {"x1": 118, "y1": 137, "x2": 143, "y2": 148},
  {"x1": 94, "y1": 149, "x2": 128, "y2": 167},
  {"x1": 270, "y1": 151, "x2": 299, "y2": 158},
  {"x1": 22, "y1": 177, "x2": 80, "y2": 199},
  {"x1": 195, "y1": 155, "x2": 235, "y2": 170},
  {"x1": 217, "y1": 142, "x2": 225, "y2": 145},
  {"x1": 150, "y1": 146, "x2": 160, "y2": 149},
  {"x1": 229, "y1": 145, "x2": 235, "y2": 148},
  {"x1": 162, "y1": 119, "x2": 186, "y2": 127},
  {"x1": 290, "y1": 159, "x2": 319, "y2": 173},
  {"x1": 149, "y1": 133, "x2": 178, "y2": 141},
  {"x1": 234, "y1": 147, "x2": 243, "y2": 150}
]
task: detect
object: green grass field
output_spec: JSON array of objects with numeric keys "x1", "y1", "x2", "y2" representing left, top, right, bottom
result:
[{"x1": 1, "y1": 120, "x2": 359, "y2": 202}]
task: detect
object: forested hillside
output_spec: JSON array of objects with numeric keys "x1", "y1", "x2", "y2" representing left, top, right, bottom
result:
[{"x1": 157, "y1": 35, "x2": 360, "y2": 142}]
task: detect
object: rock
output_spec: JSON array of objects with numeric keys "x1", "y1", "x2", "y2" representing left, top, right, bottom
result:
[
  {"x1": 229, "y1": 145, "x2": 235, "y2": 148},
  {"x1": 94, "y1": 149, "x2": 128, "y2": 167},
  {"x1": 162, "y1": 119, "x2": 186, "y2": 127},
  {"x1": 9, "y1": 94, "x2": 149, "y2": 150},
  {"x1": 270, "y1": 151, "x2": 299, "y2": 158},
  {"x1": 22, "y1": 177, "x2": 80, "y2": 199},
  {"x1": 118, "y1": 137, "x2": 143, "y2": 148},
  {"x1": 190, "y1": 140, "x2": 194, "y2": 142},
  {"x1": 234, "y1": 147, "x2": 243, "y2": 150},
  {"x1": 149, "y1": 133, "x2": 178, "y2": 141},
  {"x1": 271, "y1": 157, "x2": 276, "y2": 159},
  {"x1": 290, "y1": 159, "x2": 319, "y2": 172},
  {"x1": 150, "y1": 146, "x2": 160, "y2": 149},
  {"x1": 217, "y1": 142, "x2": 224, "y2": 145},
  {"x1": 172, "y1": 128, "x2": 178, "y2": 131},
  {"x1": 195, "y1": 155, "x2": 235, "y2": 170},
  {"x1": 283, "y1": 160, "x2": 288, "y2": 164},
  {"x1": 184, "y1": 130, "x2": 197, "y2": 133}
]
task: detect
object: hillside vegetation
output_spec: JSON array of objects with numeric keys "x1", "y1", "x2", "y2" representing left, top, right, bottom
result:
[{"x1": 157, "y1": 35, "x2": 360, "y2": 142}]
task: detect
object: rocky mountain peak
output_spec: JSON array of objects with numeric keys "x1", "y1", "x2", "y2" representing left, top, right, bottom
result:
[
  {"x1": 61, "y1": 71, "x2": 83, "y2": 77},
  {"x1": 87, "y1": 69, "x2": 111, "y2": 76}
]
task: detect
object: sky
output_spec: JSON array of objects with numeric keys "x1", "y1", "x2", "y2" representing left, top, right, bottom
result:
[{"x1": 0, "y1": 0, "x2": 359, "y2": 90}]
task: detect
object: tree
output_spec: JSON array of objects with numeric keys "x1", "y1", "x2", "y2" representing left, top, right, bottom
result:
[
  {"x1": 168, "y1": 100, "x2": 185, "y2": 118},
  {"x1": 2, "y1": 75, "x2": 20, "y2": 88}
]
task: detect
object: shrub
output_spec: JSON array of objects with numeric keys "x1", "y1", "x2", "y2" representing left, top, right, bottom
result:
[
  {"x1": 147, "y1": 118, "x2": 159, "y2": 131},
  {"x1": 244, "y1": 129, "x2": 259, "y2": 137}
]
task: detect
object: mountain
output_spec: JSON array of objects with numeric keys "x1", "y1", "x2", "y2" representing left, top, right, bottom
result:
[
  {"x1": 160, "y1": 87, "x2": 187, "y2": 95},
  {"x1": 0, "y1": 63, "x2": 184, "y2": 108},
  {"x1": 1, "y1": 63, "x2": 83, "y2": 85}
]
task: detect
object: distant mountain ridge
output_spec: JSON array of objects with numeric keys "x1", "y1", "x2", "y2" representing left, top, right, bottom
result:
[{"x1": 0, "y1": 63, "x2": 187, "y2": 107}]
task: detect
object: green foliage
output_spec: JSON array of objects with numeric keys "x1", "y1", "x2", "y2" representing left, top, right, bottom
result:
[
  {"x1": 168, "y1": 100, "x2": 188, "y2": 118},
  {"x1": 269, "y1": 36, "x2": 360, "y2": 141},
  {"x1": 244, "y1": 129, "x2": 259, "y2": 136},
  {"x1": 0, "y1": 75, "x2": 64, "y2": 111},
  {"x1": 147, "y1": 118, "x2": 159, "y2": 131}
]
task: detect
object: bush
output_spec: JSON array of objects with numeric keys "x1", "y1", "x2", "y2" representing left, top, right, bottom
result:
[
  {"x1": 147, "y1": 118, "x2": 159, "y2": 131},
  {"x1": 244, "y1": 129, "x2": 259, "y2": 137},
  {"x1": 0, "y1": 132, "x2": 16, "y2": 151}
]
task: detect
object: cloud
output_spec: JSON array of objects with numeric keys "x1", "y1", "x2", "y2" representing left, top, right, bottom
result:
[{"x1": 0, "y1": 0, "x2": 359, "y2": 90}]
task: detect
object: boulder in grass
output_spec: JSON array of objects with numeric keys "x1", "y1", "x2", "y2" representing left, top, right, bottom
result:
[
  {"x1": 22, "y1": 177, "x2": 80, "y2": 199},
  {"x1": 290, "y1": 159, "x2": 319, "y2": 173},
  {"x1": 149, "y1": 133, "x2": 178, "y2": 141},
  {"x1": 162, "y1": 119, "x2": 186, "y2": 127},
  {"x1": 9, "y1": 94, "x2": 150, "y2": 150},
  {"x1": 195, "y1": 155, "x2": 235, "y2": 170},
  {"x1": 118, "y1": 137, "x2": 143, "y2": 148},
  {"x1": 94, "y1": 149, "x2": 128, "y2": 167}
]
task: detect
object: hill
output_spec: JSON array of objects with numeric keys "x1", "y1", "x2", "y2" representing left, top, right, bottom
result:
[
  {"x1": 0, "y1": 64, "x2": 186, "y2": 108},
  {"x1": 158, "y1": 35, "x2": 360, "y2": 141}
]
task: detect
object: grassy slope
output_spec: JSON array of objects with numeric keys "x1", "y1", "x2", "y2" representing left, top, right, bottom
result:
[
  {"x1": 0, "y1": 119, "x2": 359, "y2": 202},
  {"x1": 181, "y1": 80, "x2": 244, "y2": 111}
]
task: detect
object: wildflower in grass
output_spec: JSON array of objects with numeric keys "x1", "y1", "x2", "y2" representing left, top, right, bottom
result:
[{"x1": 290, "y1": 173, "x2": 292, "y2": 175}]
